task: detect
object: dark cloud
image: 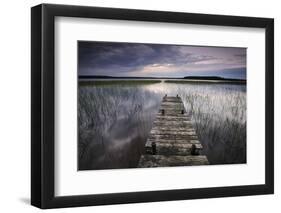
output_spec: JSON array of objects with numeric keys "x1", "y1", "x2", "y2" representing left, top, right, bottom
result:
[{"x1": 78, "y1": 41, "x2": 246, "y2": 78}]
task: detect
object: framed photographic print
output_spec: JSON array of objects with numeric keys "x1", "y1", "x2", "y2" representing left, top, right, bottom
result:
[{"x1": 31, "y1": 4, "x2": 274, "y2": 209}]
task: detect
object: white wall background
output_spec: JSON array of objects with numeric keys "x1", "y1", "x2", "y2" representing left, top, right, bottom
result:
[{"x1": 0, "y1": 0, "x2": 279, "y2": 212}]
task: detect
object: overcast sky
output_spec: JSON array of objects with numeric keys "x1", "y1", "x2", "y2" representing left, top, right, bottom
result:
[{"x1": 78, "y1": 41, "x2": 246, "y2": 79}]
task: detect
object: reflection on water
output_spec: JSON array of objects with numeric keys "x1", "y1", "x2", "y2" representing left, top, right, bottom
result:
[{"x1": 78, "y1": 80, "x2": 246, "y2": 170}]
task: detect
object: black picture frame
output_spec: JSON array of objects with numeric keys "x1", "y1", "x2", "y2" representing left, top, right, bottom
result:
[{"x1": 31, "y1": 3, "x2": 274, "y2": 209}]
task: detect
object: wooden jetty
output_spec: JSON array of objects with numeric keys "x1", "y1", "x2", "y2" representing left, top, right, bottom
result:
[{"x1": 138, "y1": 95, "x2": 209, "y2": 167}]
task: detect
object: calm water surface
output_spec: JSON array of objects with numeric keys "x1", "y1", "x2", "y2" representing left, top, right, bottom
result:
[{"x1": 78, "y1": 80, "x2": 246, "y2": 170}]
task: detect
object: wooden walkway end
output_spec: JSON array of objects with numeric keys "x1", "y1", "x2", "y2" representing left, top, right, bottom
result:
[{"x1": 138, "y1": 95, "x2": 209, "y2": 168}]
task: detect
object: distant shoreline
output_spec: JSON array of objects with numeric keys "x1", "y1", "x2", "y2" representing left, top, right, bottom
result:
[
  {"x1": 79, "y1": 79, "x2": 162, "y2": 86},
  {"x1": 79, "y1": 75, "x2": 246, "y2": 84},
  {"x1": 165, "y1": 80, "x2": 246, "y2": 84}
]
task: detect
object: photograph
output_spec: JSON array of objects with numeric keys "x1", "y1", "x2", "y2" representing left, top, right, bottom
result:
[
  {"x1": 30, "y1": 3, "x2": 274, "y2": 209},
  {"x1": 78, "y1": 41, "x2": 247, "y2": 170}
]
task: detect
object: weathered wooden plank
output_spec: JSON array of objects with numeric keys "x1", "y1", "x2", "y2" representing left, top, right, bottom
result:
[
  {"x1": 161, "y1": 103, "x2": 183, "y2": 106},
  {"x1": 162, "y1": 100, "x2": 182, "y2": 103},
  {"x1": 150, "y1": 130, "x2": 196, "y2": 135},
  {"x1": 160, "y1": 103, "x2": 184, "y2": 107},
  {"x1": 153, "y1": 121, "x2": 192, "y2": 125},
  {"x1": 160, "y1": 107, "x2": 184, "y2": 111},
  {"x1": 153, "y1": 122, "x2": 190, "y2": 126},
  {"x1": 146, "y1": 139, "x2": 201, "y2": 145},
  {"x1": 153, "y1": 119, "x2": 190, "y2": 126},
  {"x1": 156, "y1": 114, "x2": 190, "y2": 118},
  {"x1": 160, "y1": 105, "x2": 183, "y2": 108},
  {"x1": 161, "y1": 101, "x2": 183, "y2": 104},
  {"x1": 159, "y1": 109, "x2": 184, "y2": 113},
  {"x1": 151, "y1": 126, "x2": 195, "y2": 132},
  {"x1": 145, "y1": 142, "x2": 202, "y2": 149},
  {"x1": 138, "y1": 155, "x2": 209, "y2": 167},
  {"x1": 148, "y1": 134, "x2": 199, "y2": 140},
  {"x1": 145, "y1": 142, "x2": 202, "y2": 155},
  {"x1": 145, "y1": 144, "x2": 202, "y2": 156},
  {"x1": 162, "y1": 99, "x2": 182, "y2": 103},
  {"x1": 158, "y1": 111, "x2": 186, "y2": 116},
  {"x1": 163, "y1": 97, "x2": 181, "y2": 101},
  {"x1": 152, "y1": 125, "x2": 194, "y2": 130},
  {"x1": 155, "y1": 116, "x2": 189, "y2": 118},
  {"x1": 163, "y1": 96, "x2": 181, "y2": 100},
  {"x1": 138, "y1": 96, "x2": 208, "y2": 167},
  {"x1": 156, "y1": 114, "x2": 189, "y2": 117}
]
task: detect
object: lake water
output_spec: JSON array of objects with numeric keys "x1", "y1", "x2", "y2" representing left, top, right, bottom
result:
[{"x1": 78, "y1": 80, "x2": 246, "y2": 170}]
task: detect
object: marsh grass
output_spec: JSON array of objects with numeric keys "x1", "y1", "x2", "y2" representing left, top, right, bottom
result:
[
  {"x1": 78, "y1": 80, "x2": 246, "y2": 170},
  {"x1": 78, "y1": 82, "x2": 161, "y2": 170},
  {"x1": 175, "y1": 84, "x2": 246, "y2": 164}
]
